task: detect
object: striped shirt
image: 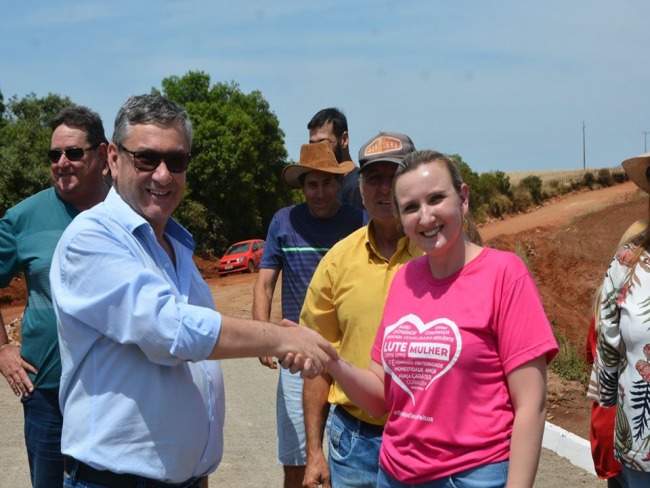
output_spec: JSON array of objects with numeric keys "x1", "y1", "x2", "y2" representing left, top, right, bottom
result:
[{"x1": 260, "y1": 202, "x2": 367, "y2": 322}]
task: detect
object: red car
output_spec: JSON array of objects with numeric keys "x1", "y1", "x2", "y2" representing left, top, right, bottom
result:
[{"x1": 217, "y1": 239, "x2": 265, "y2": 277}]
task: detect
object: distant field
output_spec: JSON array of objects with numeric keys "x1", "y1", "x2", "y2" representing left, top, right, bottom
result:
[{"x1": 506, "y1": 167, "x2": 623, "y2": 185}]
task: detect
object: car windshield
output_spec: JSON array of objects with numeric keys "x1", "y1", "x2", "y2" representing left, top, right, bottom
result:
[{"x1": 226, "y1": 243, "x2": 250, "y2": 255}]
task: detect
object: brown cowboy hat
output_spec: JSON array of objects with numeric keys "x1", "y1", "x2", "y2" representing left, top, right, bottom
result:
[
  {"x1": 282, "y1": 140, "x2": 356, "y2": 189},
  {"x1": 622, "y1": 152, "x2": 650, "y2": 194}
]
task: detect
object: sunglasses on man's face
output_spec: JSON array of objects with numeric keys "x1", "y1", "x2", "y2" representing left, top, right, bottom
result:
[
  {"x1": 48, "y1": 145, "x2": 99, "y2": 163},
  {"x1": 118, "y1": 144, "x2": 191, "y2": 174}
]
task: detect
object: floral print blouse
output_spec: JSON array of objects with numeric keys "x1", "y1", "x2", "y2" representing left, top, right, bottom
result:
[{"x1": 589, "y1": 242, "x2": 650, "y2": 472}]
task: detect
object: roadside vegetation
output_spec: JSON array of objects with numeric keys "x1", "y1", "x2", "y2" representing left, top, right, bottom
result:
[
  {"x1": 452, "y1": 154, "x2": 627, "y2": 226},
  {"x1": 0, "y1": 75, "x2": 627, "y2": 257},
  {"x1": 550, "y1": 330, "x2": 590, "y2": 384}
]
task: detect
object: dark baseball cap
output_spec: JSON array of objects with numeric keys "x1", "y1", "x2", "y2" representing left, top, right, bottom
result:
[{"x1": 358, "y1": 132, "x2": 416, "y2": 172}]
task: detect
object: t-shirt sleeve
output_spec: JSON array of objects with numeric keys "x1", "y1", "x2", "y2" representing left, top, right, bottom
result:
[
  {"x1": 495, "y1": 257, "x2": 559, "y2": 375},
  {"x1": 0, "y1": 211, "x2": 19, "y2": 286},
  {"x1": 300, "y1": 256, "x2": 341, "y2": 347},
  {"x1": 260, "y1": 213, "x2": 283, "y2": 269}
]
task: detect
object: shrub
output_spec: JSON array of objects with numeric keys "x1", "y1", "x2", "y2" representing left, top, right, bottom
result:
[
  {"x1": 570, "y1": 179, "x2": 583, "y2": 191},
  {"x1": 596, "y1": 168, "x2": 613, "y2": 187},
  {"x1": 550, "y1": 332, "x2": 589, "y2": 383},
  {"x1": 583, "y1": 171, "x2": 596, "y2": 189},
  {"x1": 558, "y1": 181, "x2": 575, "y2": 195},
  {"x1": 519, "y1": 175, "x2": 543, "y2": 205},
  {"x1": 547, "y1": 178, "x2": 562, "y2": 189},
  {"x1": 514, "y1": 241, "x2": 531, "y2": 269},
  {"x1": 472, "y1": 204, "x2": 488, "y2": 224},
  {"x1": 486, "y1": 193, "x2": 513, "y2": 218},
  {"x1": 542, "y1": 185, "x2": 559, "y2": 200},
  {"x1": 510, "y1": 186, "x2": 535, "y2": 213}
]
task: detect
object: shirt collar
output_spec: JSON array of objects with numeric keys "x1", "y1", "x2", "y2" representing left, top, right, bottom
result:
[
  {"x1": 104, "y1": 187, "x2": 195, "y2": 251},
  {"x1": 363, "y1": 221, "x2": 417, "y2": 261}
]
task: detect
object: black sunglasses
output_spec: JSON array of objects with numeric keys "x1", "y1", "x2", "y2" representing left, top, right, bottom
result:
[
  {"x1": 48, "y1": 145, "x2": 99, "y2": 163},
  {"x1": 118, "y1": 144, "x2": 191, "y2": 174}
]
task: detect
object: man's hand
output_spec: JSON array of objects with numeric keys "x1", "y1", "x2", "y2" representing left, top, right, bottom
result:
[
  {"x1": 303, "y1": 449, "x2": 331, "y2": 487},
  {"x1": 276, "y1": 319, "x2": 338, "y2": 379},
  {"x1": 252, "y1": 268, "x2": 281, "y2": 371},
  {"x1": 258, "y1": 355, "x2": 279, "y2": 369},
  {"x1": 0, "y1": 343, "x2": 36, "y2": 397}
]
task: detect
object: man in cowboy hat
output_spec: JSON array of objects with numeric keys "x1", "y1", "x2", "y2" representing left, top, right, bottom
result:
[
  {"x1": 253, "y1": 140, "x2": 368, "y2": 487},
  {"x1": 307, "y1": 108, "x2": 364, "y2": 210}
]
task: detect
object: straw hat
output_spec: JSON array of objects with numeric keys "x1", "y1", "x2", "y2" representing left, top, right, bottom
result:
[
  {"x1": 621, "y1": 152, "x2": 650, "y2": 194},
  {"x1": 282, "y1": 140, "x2": 356, "y2": 189}
]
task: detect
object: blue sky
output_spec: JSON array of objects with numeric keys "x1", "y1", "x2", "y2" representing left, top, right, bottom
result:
[{"x1": 2, "y1": 1, "x2": 649, "y2": 173}]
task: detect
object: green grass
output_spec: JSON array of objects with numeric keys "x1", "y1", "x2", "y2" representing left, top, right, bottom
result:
[{"x1": 550, "y1": 332, "x2": 589, "y2": 383}]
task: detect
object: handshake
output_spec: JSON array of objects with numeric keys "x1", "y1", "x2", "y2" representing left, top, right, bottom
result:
[{"x1": 261, "y1": 319, "x2": 339, "y2": 379}]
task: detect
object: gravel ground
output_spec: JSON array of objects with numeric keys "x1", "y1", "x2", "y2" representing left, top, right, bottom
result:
[{"x1": 0, "y1": 357, "x2": 604, "y2": 487}]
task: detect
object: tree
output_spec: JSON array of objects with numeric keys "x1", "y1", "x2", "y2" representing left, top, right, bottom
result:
[
  {"x1": 449, "y1": 154, "x2": 482, "y2": 213},
  {"x1": 0, "y1": 91, "x2": 5, "y2": 130},
  {"x1": 0, "y1": 93, "x2": 74, "y2": 214},
  {"x1": 155, "y1": 71, "x2": 295, "y2": 255}
]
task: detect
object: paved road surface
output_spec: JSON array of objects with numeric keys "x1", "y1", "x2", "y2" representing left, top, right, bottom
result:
[{"x1": 0, "y1": 357, "x2": 604, "y2": 487}]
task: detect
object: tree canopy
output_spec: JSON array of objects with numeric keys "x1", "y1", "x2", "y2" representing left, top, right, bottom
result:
[
  {"x1": 0, "y1": 77, "x2": 296, "y2": 255},
  {"x1": 154, "y1": 71, "x2": 296, "y2": 255},
  {"x1": 0, "y1": 91, "x2": 74, "y2": 214}
]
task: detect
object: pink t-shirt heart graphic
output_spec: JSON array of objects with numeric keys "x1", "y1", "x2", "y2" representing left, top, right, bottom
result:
[{"x1": 381, "y1": 314, "x2": 462, "y2": 405}]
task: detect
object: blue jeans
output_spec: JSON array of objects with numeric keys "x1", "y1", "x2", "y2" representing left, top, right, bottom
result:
[
  {"x1": 22, "y1": 388, "x2": 63, "y2": 488},
  {"x1": 621, "y1": 465, "x2": 650, "y2": 488},
  {"x1": 328, "y1": 406, "x2": 382, "y2": 488},
  {"x1": 606, "y1": 474, "x2": 624, "y2": 488},
  {"x1": 63, "y1": 470, "x2": 107, "y2": 488},
  {"x1": 377, "y1": 461, "x2": 509, "y2": 488}
]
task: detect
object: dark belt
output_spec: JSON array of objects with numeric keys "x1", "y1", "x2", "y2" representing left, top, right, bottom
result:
[
  {"x1": 334, "y1": 405, "x2": 384, "y2": 435},
  {"x1": 64, "y1": 456, "x2": 199, "y2": 488}
]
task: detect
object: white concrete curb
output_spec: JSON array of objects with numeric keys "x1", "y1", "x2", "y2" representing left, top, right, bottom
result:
[{"x1": 543, "y1": 421, "x2": 596, "y2": 475}]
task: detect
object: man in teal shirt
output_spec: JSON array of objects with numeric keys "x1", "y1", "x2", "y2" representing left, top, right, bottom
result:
[{"x1": 0, "y1": 106, "x2": 110, "y2": 487}]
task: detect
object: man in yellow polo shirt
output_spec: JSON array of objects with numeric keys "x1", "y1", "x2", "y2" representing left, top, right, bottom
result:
[{"x1": 300, "y1": 132, "x2": 420, "y2": 488}]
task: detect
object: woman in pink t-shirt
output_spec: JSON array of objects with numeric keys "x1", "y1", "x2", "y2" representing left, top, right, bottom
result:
[{"x1": 328, "y1": 150, "x2": 558, "y2": 487}]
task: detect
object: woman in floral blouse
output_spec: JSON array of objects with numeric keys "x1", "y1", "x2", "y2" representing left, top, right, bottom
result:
[{"x1": 590, "y1": 152, "x2": 650, "y2": 487}]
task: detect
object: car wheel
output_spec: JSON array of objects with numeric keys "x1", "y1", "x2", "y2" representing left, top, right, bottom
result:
[{"x1": 247, "y1": 260, "x2": 255, "y2": 273}]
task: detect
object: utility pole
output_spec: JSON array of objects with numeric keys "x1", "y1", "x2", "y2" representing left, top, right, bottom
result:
[
  {"x1": 643, "y1": 131, "x2": 649, "y2": 153},
  {"x1": 582, "y1": 121, "x2": 586, "y2": 170}
]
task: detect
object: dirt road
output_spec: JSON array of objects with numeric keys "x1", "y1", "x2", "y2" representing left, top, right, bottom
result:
[{"x1": 479, "y1": 180, "x2": 637, "y2": 241}]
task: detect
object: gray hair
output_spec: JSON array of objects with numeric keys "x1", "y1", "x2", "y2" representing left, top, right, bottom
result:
[{"x1": 112, "y1": 94, "x2": 193, "y2": 146}]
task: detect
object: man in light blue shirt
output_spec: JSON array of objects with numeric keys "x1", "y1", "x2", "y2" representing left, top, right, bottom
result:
[{"x1": 50, "y1": 94, "x2": 337, "y2": 488}]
